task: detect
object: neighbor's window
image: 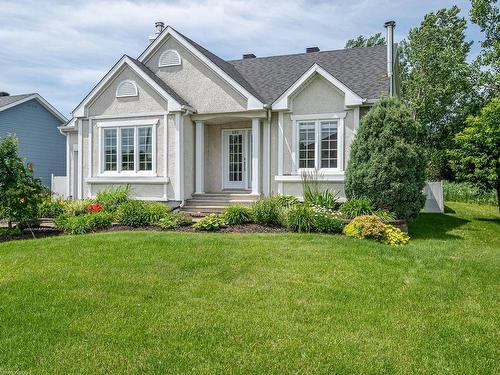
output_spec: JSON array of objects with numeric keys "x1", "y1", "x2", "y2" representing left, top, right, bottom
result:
[
  {"x1": 102, "y1": 126, "x2": 154, "y2": 173},
  {"x1": 297, "y1": 119, "x2": 339, "y2": 170}
]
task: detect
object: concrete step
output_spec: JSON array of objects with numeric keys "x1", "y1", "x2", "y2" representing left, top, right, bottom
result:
[
  {"x1": 184, "y1": 199, "x2": 255, "y2": 206},
  {"x1": 192, "y1": 192, "x2": 259, "y2": 200}
]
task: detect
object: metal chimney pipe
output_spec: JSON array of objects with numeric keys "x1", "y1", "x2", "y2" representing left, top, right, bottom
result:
[
  {"x1": 149, "y1": 21, "x2": 165, "y2": 43},
  {"x1": 384, "y1": 20, "x2": 396, "y2": 96}
]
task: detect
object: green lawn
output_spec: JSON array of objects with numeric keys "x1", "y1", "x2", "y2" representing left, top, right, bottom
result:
[{"x1": 0, "y1": 203, "x2": 498, "y2": 374}]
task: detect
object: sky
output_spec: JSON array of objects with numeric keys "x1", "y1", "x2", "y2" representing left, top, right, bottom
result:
[{"x1": 0, "y1": 0, "x2": 483, "y2": 118}]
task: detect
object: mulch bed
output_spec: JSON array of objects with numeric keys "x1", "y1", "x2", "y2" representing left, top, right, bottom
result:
[{"x1": 0, "y1": 227, "x2": 62, "y2": 243}]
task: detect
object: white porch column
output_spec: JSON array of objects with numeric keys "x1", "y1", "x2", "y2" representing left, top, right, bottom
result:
[
  {"x1": 251, "y1": 118, "x2": 261, "y2": 195},
  {"x1": 262, "y1": 118, "x2": 270, "y2": 196},
  {"x1": 174, "y1": 113, "x2": 184, "y2": 201},
  {"x1": 195, "y1": 121, "x2": 205, "y2": 194}
]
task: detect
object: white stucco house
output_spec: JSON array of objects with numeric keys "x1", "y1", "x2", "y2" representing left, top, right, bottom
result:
[{"x1": 60, "y1": 21, "x2": 404, "y2": 214}]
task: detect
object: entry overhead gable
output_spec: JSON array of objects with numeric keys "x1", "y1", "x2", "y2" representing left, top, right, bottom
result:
[
  {"x1": 272, "y1": 64, "x2": 364, "y2": 110},
  {"x1": 138, "y1": 26, "x2": 264, "y2": 110},
  {"x1": 72, "y1": 55, "x2": 189, "y2": 117}
]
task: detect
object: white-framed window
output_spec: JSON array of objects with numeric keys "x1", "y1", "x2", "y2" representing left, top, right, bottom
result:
[
  {"x1": 159, "y1": 49, "x2": 181, "y2": 67},
  {"x1": 292, "y1": 113, "x2": 345, "y2": 173},
  {"x1": 116, "y1": 80, "x2": 138, "y2": 98},
  {"x1": 98, "y1": 120, "x2": 157, "y2": 176}
]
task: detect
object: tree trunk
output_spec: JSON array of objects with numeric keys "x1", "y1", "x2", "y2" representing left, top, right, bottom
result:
[{"x1": 497, "y1": 181, "x2": 500, "y2": 213}]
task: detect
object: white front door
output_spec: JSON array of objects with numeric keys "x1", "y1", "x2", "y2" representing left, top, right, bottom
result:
[{"x1": 223, "y1": 130, "x2": 249, "y2": 190}]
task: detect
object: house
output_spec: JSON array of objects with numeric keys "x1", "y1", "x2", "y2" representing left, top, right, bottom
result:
[
  {"x1": 0, "y1": 92, "x2": 67, "y2": 187},
  {"x1": 60, "y1": 21, "x2": 399, "y2": 213}
]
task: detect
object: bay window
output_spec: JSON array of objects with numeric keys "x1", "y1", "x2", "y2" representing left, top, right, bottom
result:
[
  {"x1": 293, "y1": 113, "x2": 345, "y2": 172},
  {"x1": 101, "y1": 124, "x2": 155, "y2": 174}
]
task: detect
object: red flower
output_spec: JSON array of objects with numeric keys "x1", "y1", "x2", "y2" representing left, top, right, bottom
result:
[{"x1": 87, "y1": 203, "x2": 103, "y2": 212}]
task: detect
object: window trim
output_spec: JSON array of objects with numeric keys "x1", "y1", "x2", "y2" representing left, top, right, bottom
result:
[
  {"x1": 97, "y1": 120, "x2": 158, "y2": 177},
  {"x1": 116, "y1": 80, "x2": 138, "y2": 98},
  {"x1": 292, "y1": 113, "x2": 345, "y2": 174},
  {"x1": 158, "y1": 49, "x2": 182, "y2": 67}
]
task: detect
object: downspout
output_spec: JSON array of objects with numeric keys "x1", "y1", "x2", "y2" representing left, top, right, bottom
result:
[{"x1": 384, "y1": 20, "x2": 396, "y2": 97}]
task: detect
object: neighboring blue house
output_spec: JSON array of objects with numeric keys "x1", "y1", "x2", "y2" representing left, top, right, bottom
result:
[{"x1": 0, "y1": 92, "x2": 67, "y2": 187}]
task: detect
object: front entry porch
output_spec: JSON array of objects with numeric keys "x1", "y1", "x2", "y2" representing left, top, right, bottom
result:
[{"x1": 192, "y1": 112, "x2": 270, "y2": 197}]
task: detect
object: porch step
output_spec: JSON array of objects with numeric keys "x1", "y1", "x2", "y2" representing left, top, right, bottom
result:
[{"x1": 182, "y1": 192, "x2": 259, "y2": 216}]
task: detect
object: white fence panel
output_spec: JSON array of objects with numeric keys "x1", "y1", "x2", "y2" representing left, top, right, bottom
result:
[
  {"x1": 51, "y1": 174, "x2": 68, "y2": 198},
  {"x1": 422, "y1": 181, "x2": 444, "y2": 213}
]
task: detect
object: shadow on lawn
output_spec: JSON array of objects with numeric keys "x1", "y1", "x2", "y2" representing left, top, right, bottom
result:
[{"x1": 409, "y1": 208, "x2": 469, "y2": 240}]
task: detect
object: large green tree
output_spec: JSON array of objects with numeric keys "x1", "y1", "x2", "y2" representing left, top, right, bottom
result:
[
  {"x1": 345, "y1": 98, "x2": 426, "y2": 221},
  {"x1": 470, "y1": 0, "x2": 500, "y2": 99},
  {"x1": 399, "y1": 6, "x2": 475, "y2": 180},
  {"x1": 345, "y1": 33, "x2": 385, "y2": 48},
  {"x1": 448, "y1": 98, "x2": 500, "y2": 209}
]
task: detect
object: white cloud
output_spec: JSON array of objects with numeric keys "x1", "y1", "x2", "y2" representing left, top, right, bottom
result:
[{"x1": 0, "y1": 0, "x2": 479, "y2": 116}]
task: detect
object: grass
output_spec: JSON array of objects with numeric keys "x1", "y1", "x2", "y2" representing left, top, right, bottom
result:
[{"x1": 0, "y1": 203, "x2": 498, "y2": 374}]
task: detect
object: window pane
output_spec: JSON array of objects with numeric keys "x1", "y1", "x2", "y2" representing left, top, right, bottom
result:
[
  {"x1": 104, "y1": 128, "x2": 117, "y2": 171},
  {"x1": 139, "y1": 127, "x2": 153, "y2": 171},
  {"x1": 121, "y1": 128, "x2": 135, "y2": 171},
  {"x1": 298, "y1": 122, "x2": 315, "y2": 169},
  {"x1": 320, "y1": 121, "x2": 338, "y2": 168}
]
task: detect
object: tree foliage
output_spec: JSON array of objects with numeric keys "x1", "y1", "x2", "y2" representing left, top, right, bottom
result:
[
  {"x1": 399, "y1": 6, "x2": 475, "y2": 179},
  {"x1": 0, "y1": 136, "x2": 47, "y2": 228},
  {"x1": 448, "y1": 98, "x2": 500, "y2": 209},
  {"x1": 470, "y1": 0, "x2": 500, "y2": 98},
  {"x1": 345, "y1": 98, "x2": 426, "y2": 221},
  {"x1": 345, "y1": 33, "x2": 385, "y2": 48}
]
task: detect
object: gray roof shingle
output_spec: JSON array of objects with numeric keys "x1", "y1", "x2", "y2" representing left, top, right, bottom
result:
[
  {"x1": 0, "y1": 94, "x2": 34, "y2": 109},
  {"x1": 228, "y1": 45, "x2": 390, "y2": 104}
]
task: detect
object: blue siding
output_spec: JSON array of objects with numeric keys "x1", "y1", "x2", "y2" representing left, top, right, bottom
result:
[{"x1": 0, "y1": 99, "x2": 66, "y2": 187}]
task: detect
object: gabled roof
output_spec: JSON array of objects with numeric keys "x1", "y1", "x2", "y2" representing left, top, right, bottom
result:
[
  {"x1": 138, "y1": 26, "x2": 265, "y2": 109},
  {"x1": 0, "y1": 93, "x2": 67, "y2": 123},
  {"x1": 229, "y1": 45, "x2": 390, "y2": 104},
  {"x1": 127, "y1": 56, "x2": 190, "y2": 106},
  {"x1": 272, "y1": 63, "x2": 364, "y2": 109},
  {"x1": 72, "y1": 55, "x2": 191, "y2": 117}
]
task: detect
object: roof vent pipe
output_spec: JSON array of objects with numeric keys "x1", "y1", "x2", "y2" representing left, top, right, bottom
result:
[
  {"x1": 149, "y1": 21, "x2": 165, "y2": 43},
  {"x1": 306, "y1": 47, "x2": 320, "y2": 53},
  {"x1": 243, "y1": 53, "x2": 256, "y2": 59},
  {"x1": 0, "y1": 92, "x2": 9, "y2": 97},
  {"x1": 384, "y1": 20, "x2": 396, "y2": 96}
]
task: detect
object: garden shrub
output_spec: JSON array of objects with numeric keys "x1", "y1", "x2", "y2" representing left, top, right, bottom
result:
[
  {"x1": 54, "y1": 212, "x2": 113, "y2": 234},
  {"x1": 157, "y1": 211, "x2": 193, "y2": 229},
  {"x1": 0, "y1": 227, "x2": 22, "y2": 239},
  {"x1": 38, "y1": 196, "x2": 66, "y2": 218},
  {"x1": 272, "y1": 194, "x2": 300, "y2": 209},
  {"x1": 302, "y1": 170, "x2": 340, "y2": 210},
  {"x1": 192, "y1": 214, "x2": 226, "y2": 231},
  {"x1": 382, "y1": 224, "x2": 410, "y2": 245},
  {"x1": 95, "y1": 186, "x2": 131, "y2": 213},
  {"x1": 143, "y1": 202, "x2": 171, "y2": 224},
  {"x1": 343, "y1": 215, "x2": 386, "y2": 240},
  {"x1": 252, "y1": 198, "x2": 282, "y2": 226},
  {"x1": 116, "y1": 200, "x2": 170, "y2": 227},
  {"x1": 285, "y1": 204, "x2": 315, "y2": 232},
  {"x1": 312, "y1": 211, "x2": 344, "y2": 233},
  {"x1": 345, "y1": 97, "x2": 426, "y2": 220},
  {"x1": 340, "y1": 197, "x2": 374, "y2": 219},
  {"x1": 222, "y1": 205, "x2": 253, "y2": 225},
  {"x1": 375, "y1": 210, "x2": 396, "y2": 222},
  {"x1": 64, "y1": 199, "x2": 93, "y2": 216}
]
